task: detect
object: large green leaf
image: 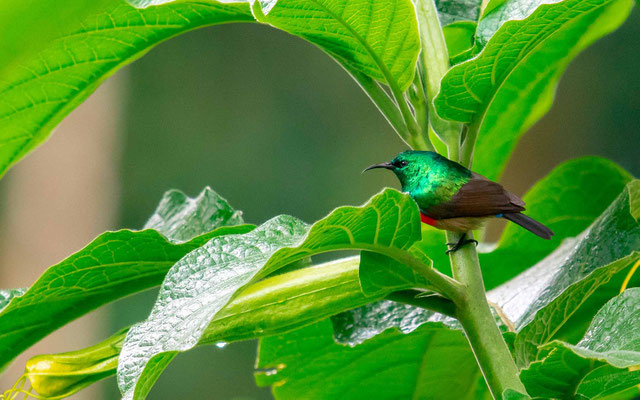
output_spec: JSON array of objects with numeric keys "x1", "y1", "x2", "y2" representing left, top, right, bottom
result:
[
  {"x1": 256, "y1": 317, "x2": 491, "y2": 400},
  {"x1": 143, "y1": 188, "x2": 244, "y2": 242},
  {"x1": 434, "y1": 0, "x2": 633, "y2": 180},
  {"x1": 0, "y1": 0, "x2": 254, "y2": 179},
  {"x1": 0, "y1": 0, "x2": 422, "y2": 179},
  {"x1": 0, "y1": 187, "x2": 249, "y2": 370},
  {"x1": 520, "y1": 289, "x2": 640, "y2": 399},
  {"x1": 252, "y1": 0, "x2": 420, "y2": 92},
  {"x1": 117, "y1": 189, "x2": 430, "y2": 399},
  {"x1": 496, "y1": 180, "x2": 640, "y2": 366}
]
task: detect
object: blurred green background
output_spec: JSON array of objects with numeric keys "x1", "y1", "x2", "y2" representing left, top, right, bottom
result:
[{"x1": 1, "y1": 7, "x2": 639, "y2": 400}]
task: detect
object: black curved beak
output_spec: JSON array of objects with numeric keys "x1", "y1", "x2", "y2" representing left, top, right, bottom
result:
[{"x1": 363, "y1": 162, "x2": 394, "y2": 173}]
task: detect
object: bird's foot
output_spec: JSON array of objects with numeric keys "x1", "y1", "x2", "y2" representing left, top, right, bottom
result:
[{"x1": 445, "y1": 233, "x2": 478, "y2": 254}]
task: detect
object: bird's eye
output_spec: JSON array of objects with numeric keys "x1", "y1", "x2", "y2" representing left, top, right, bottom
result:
[{"x1": 399, "y1": 160, "x2": 408, "y2": 167}]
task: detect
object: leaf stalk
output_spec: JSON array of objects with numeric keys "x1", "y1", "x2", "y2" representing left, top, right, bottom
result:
[
  {"x1": 414, "y1": 0, "x2": 463, "y2": 157},
  {"x1": 415, "y1": 1, "x2": 527, "y2": 397}
]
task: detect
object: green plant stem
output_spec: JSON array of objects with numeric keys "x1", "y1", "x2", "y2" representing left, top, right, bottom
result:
[
  {"x1": 353, "y1": 70, "x2": 433, "y2": 151},
  {"x1": 447, "y1": 231, "x2": 527, "y2": 398},
  {"x1": 386, "y1": 290, "x2": 456, "y2": 318},
  {"x1": 353, "y1": 72, "x2": 411, "y2": 144},
  {"x1": 460, "y1": 119, "x2": 480, "y2": 167},
  {"x1": 387, "y1": 73, "x2": 433, "y2": 151},
  {"x1": 414, "y1": 0, "x2": 462, "y2": 156},
  {"x1": 414, "y1": 1, "x2": 526, "y2": 396}
]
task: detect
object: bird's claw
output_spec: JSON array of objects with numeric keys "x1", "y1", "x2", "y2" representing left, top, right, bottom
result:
[{"x1": 445, "y1": 234, "x2": 478, "y2": 254}]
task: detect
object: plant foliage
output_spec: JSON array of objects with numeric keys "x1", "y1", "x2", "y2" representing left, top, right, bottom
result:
[{"x1": 0, "y1": 0, "x2": 638, "y2": 399}]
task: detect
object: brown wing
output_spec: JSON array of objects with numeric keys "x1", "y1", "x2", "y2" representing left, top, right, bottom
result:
[{"x1": 424, "y1": 173, "x2": 525, "y2": 219}]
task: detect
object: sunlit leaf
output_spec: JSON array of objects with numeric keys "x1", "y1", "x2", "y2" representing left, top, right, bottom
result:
[
  {"x1": 480, "y1": 157, "x2": 632, "y2": 289},
  {"x1": 16, "y1": 256, "x2": 398, "y2": 399},
  {"x1": 442, "y1": 21, "x2": 476, "y2": 63},
  {"x1": 0, "y1": 288, "x2": 26, "y2": 313}
]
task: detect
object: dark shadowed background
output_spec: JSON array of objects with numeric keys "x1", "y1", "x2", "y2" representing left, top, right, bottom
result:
[{"x1": 1, "y1": 8, "x2": 638, "y2": 400}]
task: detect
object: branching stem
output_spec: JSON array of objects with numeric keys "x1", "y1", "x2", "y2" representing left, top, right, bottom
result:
[{"x1": 415, "y1": 1, "x2": 527, "y2": 398}]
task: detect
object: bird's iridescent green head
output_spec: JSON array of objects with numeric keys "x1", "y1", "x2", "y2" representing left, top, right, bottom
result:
[{"x1": 364, "y1": 150, "x2": 470, "y2": 192}]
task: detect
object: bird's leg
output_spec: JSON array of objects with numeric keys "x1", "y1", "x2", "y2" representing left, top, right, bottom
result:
[{"x1": 445, "y1": 233, "x2": 478, "y2": 254}]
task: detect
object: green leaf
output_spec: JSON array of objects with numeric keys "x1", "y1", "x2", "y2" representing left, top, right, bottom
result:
[
  {"x1": 124, "y1": 256, "x2": 382, "y2": 400},
  {"x1": 256, "y1": 288, "x2": 509, "y2": 399},
  {"x1": 117, "y1": 189, "x2": 428, "y2": 399},
  {"x1": 520, "y1": 289, "x2": 640, "y2": 398},
  {"x1": 434, "y1": 0, "x2": 634, "y2": 181},
  {"x1": 0, "y1": 187, "x2": 249, "y2": 370},
  {"x1": 435, "y1": 0, "x2": 483, "y2": 25},
  {"x1": 501, "y1": 389, "x2": 531, "y2": 400},
  {"x1": 498, "y1": 180, "x2": 640, "y2": 366},
  {"x1": 476, "y1": 0, "x2": 551, "y2": 44},
  {"x1": 576, "y1": 366, "x2": 640, "y2": 399},
  {"x1": 256, "y1": 317, "x2": 490, "y2": 400},
  {"x1": 0, "y1": 0, "x2": 112, "y2": 73},
  {"x1": 0, "y1": 0, "x2": 254, "y2": 179},
  {"x1": 251, "y1": 0, "x2": 420, "y2": 91},
  {"x1": 143, "y1": 188, "x2": 244, "y2": 242},
  {"x1": 442, "y1": 21, "x2": 476, "y2": 61},
  {"x1": 480, "y1": 0, "x2": 508, "y2": 19}
]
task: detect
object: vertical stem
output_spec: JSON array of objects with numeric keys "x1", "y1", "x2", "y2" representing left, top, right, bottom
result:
[
  {"x1": 415, "y1": 2, "x2": 527, "y2": 397},
  {"x1": 460, "y1": 118, "x2": 480, "y2": 167},
  {"x1": 447, "y1": 231, "x2": 527, "y2": 398},
  {"x1": 352, "y1": 72, "x2": 413, "y2": 146}
]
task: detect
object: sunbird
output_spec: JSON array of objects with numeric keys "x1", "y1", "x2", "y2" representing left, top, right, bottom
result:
[{"x1": 364, "y1": 151, "x2": 553, "y2": 253}]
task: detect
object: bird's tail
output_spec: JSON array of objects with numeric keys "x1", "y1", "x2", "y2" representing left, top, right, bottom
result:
[{"x1": 503, "y1": 213, "x2": 554, "y2": 239}]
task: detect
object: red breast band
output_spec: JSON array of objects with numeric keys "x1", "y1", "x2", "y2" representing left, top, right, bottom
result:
[{"x1": 420, "y1": 213, "x2": 437, "y2": 227}]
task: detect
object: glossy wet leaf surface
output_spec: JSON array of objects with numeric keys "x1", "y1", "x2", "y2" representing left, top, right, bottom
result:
[
  {"x1": 480, "y1": 157, "x2": 633, "y2": 289},
  {"x1": 435, "y1": 0, "x2": 633, "y2": 181},
  {"x1": 117, "y1": 189, "x2": 428, "y2": 399},
  {"x1": 0, "y1": 187, "x2": 249, "y2": 370},
  {"x1": 520, "y1": 289, "x2": 640, "y2": 398}
]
